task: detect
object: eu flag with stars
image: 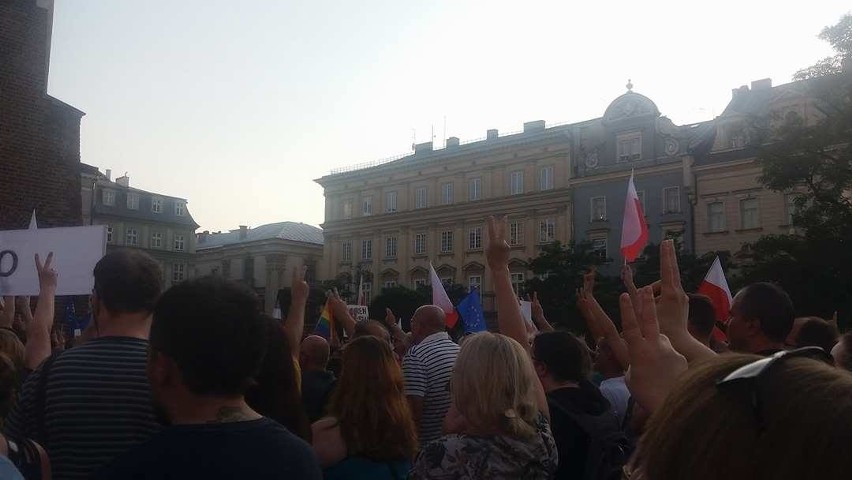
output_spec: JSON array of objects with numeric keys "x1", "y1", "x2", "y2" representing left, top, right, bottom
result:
[{"x1": 458, "y1": 288, "x2": 486, "y2": 334}]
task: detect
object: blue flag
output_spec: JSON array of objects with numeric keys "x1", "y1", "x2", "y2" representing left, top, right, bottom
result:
[{"x1": 458, "y1": 289, "x2": 486, "y2": 333}]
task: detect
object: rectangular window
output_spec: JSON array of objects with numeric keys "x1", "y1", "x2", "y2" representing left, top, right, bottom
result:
[
  {"x1": 617, "y1": 132, "x2": 642, "y2": 162},
  {"x1": 106, "y1": 226, "x2": 113, "y2": 243},
  {"x1": 386, "y1": 191, "x2": 398, "y2": 213},
  {"x1": 385, "y1": 236, "x2": 398, "y2": 259},
  {"x1": 151, "y1": 232, "x2": 163, "y2": 248},
  {"x1": 126, "y1": 227, "x2": 138, "y2": 246},
  {"x1": 173, "y1": 263, "x2": 186, "y2": 283},
  {"x1": 152, "y1": 198, "x2": 162, "y2": 213},
  {"x1": 415, "y1": 187, "x2": 428, "y2": 209},
  {"x1": 384, "y1": 280, "x2": 397, "y2": 289},
  {"x1": 102, "y1": 190, "x2": 115, "y2": 206},
  {"x1": 414, "y1": 233, "x2": 427, "y2": 255},
  {"x1": 509, "y1": 221, "x2": 524, "y2": 246},
  {"x1": 341, "y1": 241, "x2": 352, "y2": 262},
  {"x1": 510, "y1": 273, "x2": 525, "y2": 295},
  {"x1": 591, "y1": 196, "x2": 607, "y2": 221},
  {"x1": 414, "y1": 279, "x2": 428, "y2": 288},
  {"x1": 469, "y1": 178, "x2": 482, "y2": 201},
  {"x1": 362, "y1": 196, "x2": 373, "y2": 216},
  {"x1": 174, "y1": 235, "x2": 185, "y2": 252},
  {"x1": 510, "y1": 170, "x2": 524, "y2": 195},
  {"x1": 175, "y1": 202, "x2": 185, "y2": 216},
  {"x1": 591, "y1": 238, "x2": 608, "y2": 261},
  {"x1": 469, "y1": 275, "x2": 482, "y2": 291},
  {"x1": 740, "y1": 198, "x2": 760, "y2": 229},
  {"x1": 539, "y1": 166, "x2": 554, "y2": 191},
  {"x1": 468, "y1": 227, "x2": 482, "y2": 250},
  {"x1": 440, "y1": 230, "x2": 454, "y2": 253},
  {"x1": 442, "y1": 182, "x2": 454, "y2": 205},
  {"x1": 708, "y1": 202, "x2": 726, "y2": 232},
  {"x1": 343, "y1": 200, "x2": 353, "y2": 219},
  {"x1": 362, "y1": 239, "x2": 373, "y2": 260},
  {"x1": 539, "y1": 219, "x2": 556, "y2": 243},
  {"x1": 663, "y1": 187, "x2": 681, "y2": 213},
  {"x1": 362, "y1": 282, "x2": 372, "y2": 302},
  {"x1": 127, "y1": 193, "x2": 139, "y2": 210}
]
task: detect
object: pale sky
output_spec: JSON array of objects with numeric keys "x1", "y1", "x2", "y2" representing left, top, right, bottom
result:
[{"x1": 48, "y1": 1, "x2": 846, "y2": 232}]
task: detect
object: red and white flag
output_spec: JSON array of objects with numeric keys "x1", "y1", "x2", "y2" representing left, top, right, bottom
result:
[
  {"x1": 620, "y1": 172, "x2": 649, "y2": 262},
  {"x1": 429, "y1": 263, "x2": 459, "y2": 329},
  {"x1": 356, "y1": 275, "x2": 366, "y2": 306},
  {"x1": 697, "y1": 256, "x2": 733, "y2": 324}
]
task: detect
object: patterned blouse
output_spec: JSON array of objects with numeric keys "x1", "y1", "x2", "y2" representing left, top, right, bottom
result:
[{"x1": 410, "y1": 414, "x2": 559, "y2": 479}]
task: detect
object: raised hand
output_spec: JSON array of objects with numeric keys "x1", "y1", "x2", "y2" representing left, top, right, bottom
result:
[
  {"x1": 583, "y1": 267, "x2": 596, "y2": 296},
  {"x1": 291, "y1": 265, "x2": 309, "y2": 304},
  {"x1": 485, "y1": 216, "x2": 510, "y2": 271},
  {"x1": 36, "y1": 252, "x2": 58, "y2": 292},
  {"x1": 530, "y1": 292, "x2": 545, "y2": 321},
  {"x1": 384, "y1": 307, "x2": 397, "y2": 327},
  {"x1": 620, "y1": 287, "x2": 687, "y2": 412},
  {"x1": 654, "y1": 240, "x2": 689, "y2": 337}
]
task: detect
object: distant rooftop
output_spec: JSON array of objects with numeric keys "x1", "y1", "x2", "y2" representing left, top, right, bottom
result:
[{"x1": 197, "y1": 222, "x2": 323, "y2": 249}]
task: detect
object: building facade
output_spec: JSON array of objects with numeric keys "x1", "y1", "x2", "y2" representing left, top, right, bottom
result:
[
  {"x1": 195, "y1": 222, "x2": 324, "y2": 315},
  {"x1": 1, "y1": 0, "x2": 85, "y2": 230},
  {"x1": 81, "y1": 165, "x2": 199, "y2": 288}
]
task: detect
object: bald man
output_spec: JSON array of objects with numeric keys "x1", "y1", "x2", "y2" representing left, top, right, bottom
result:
[
  {"x1": 299, "y1": 336, "x2": 336, "y2": 423},
  {"x1": 402, "y1": 305, "x2": 460, "y2": 446}
]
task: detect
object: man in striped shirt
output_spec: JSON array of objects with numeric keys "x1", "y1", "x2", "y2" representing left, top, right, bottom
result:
[
  {"x1": 402, "y1": 305, "x2": 460, "y2": 446},
  {"x1": 4, "y1": 250, "x2": 163, "y2": 480}
]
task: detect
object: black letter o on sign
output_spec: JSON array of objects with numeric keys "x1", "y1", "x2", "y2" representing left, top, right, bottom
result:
[{"x1": 0, "y1": 250, "x2": 18, "y2": 278}]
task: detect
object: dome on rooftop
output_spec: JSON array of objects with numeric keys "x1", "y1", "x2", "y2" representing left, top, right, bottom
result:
[{"x1": 603, "y1": 90, "x2": 660, "y2": 124}]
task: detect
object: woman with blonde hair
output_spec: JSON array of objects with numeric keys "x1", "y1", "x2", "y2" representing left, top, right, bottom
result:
[
  {"x1": 411, "y1": 332, "x2": 557, "y2": 479},
  {"x1": 311, "y1": 335, "x2": 417, "y2": 479}
]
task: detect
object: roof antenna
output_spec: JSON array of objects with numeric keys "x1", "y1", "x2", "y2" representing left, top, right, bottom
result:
[{"x1": 626, "y1": 79, "x2": 634, "y2": 92}]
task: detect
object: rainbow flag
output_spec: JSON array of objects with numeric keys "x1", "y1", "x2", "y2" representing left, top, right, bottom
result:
[{"x1": 314, "y1": 299, "x2": 335, "y2": 340}]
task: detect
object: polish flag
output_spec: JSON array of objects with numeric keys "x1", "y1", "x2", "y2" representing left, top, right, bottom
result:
[
  {"x1": 697, "y1": 256, "x2": 733, "y2": 341},
  {"x1": 620, "y1": 172, "x2": 649, "y2": 262},
  {"x1": 429, "y1": 263, "x2": 459, "y2": 329},
  {"x1": 356, "y1": 275, "x2": 366, "y2": 306}
]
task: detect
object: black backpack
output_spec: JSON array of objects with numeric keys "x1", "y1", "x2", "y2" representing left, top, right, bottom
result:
[{"x1": 550, "y1": 397, "x2": 632, "y2": 480}]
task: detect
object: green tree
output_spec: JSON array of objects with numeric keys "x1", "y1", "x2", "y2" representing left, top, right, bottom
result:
[
  {"x1": 632, "y1": 239, "x2": 735, "y2": 294},
  {"x1": 524, "y1": 241, "x2": 619, "y2": 333},
  {"x1": 368, "y1": 285, "x2": 428, "y2": 328},
  {"x1": 743, "y1": 14, "x2": 852, "y2": 324}
]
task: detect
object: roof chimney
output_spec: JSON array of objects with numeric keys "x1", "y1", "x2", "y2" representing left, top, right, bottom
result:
[
  {"x1": 446, "y1": 137, "x2": 460, "y2": 147},
  {"x1": 116, "y1": 175, "x2": 129, "y2": 187},
  {"x1": 486, "y1": 129, "x2": 499, "y2": 140},
  {"x1": 239, "y1": 225, "x2": 248, "y2": 240},
  {"x1": 197, "y1": 231, "x2": 210, "y2": 243},
  {"x1": 105, "y1": 169, "x2": 112, "y2": 181},
  {"x1": 751, "y1": 78, "x2": 772, "y2": 90},
  {"x1": 523, "y1": 120, "x2": 546, "y2": 133},
  {"x1": 414, "y1": 141, "x2": 433, "y2": 154}
]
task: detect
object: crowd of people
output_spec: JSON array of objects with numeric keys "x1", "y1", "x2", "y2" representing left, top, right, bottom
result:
[{"x1": 1, "y1": 216, "x2": 851, "y2": 479}]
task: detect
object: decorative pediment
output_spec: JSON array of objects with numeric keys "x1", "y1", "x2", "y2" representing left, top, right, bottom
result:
[
  {"x1": 462, "y1": 261, "x2": 485, "y2": 272},
  {"x1": 508, "y1": 258, "x2": 528, "y2": 269}
]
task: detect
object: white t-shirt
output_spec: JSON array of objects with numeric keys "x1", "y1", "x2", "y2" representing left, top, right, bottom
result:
[
  {"x1": 599, "y1": 376, "x2": 631, "y2": 425},
  {"x1": 402, "y1": 332, "x2": 460, "y2": 446}
]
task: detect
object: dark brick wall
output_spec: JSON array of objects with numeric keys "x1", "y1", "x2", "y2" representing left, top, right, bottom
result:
[{"x1": 0, "y1": 0, "x2": 84, "y2": 229}]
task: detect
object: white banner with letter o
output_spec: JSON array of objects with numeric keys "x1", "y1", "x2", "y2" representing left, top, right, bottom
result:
[{"x1": 0, "y1": 226, "x2": 106, "y2": 296}]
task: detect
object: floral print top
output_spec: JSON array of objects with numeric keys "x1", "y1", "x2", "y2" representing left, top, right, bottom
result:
[{"x1": 410, "y1": 413, "x2": 558, "y2": 479}]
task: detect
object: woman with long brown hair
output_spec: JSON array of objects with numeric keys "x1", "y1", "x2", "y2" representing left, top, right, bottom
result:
[{"x1": 311, "y1": 335, "x2": 417, "y2": 479}]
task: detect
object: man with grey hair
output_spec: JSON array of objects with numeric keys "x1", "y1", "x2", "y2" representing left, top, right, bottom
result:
[{"x1": 402, "y1": 305, "x2": 460, "y2": 446}]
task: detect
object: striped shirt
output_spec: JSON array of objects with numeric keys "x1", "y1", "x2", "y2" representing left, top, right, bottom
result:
[
  {"x1": 402, "y1": 332, "x2": 459, "y2": 446},
  {"x1": 4, "y1": 337, "x2": 160, "y2": 480}
]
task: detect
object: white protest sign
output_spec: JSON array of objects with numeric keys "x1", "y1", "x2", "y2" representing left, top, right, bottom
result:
[
  {"x1": 0, "y1": 225, "x2": 106, "y2": 296},
  {"x1": 347, "y1": 305, "x2": 369, "y2": 322},
  {"x1": 520, "y1": 300, "x2": 537, "y2": 330}
]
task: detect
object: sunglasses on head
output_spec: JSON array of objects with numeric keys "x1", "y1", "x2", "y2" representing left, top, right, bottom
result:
[{"x1": 716, "y1": 346, "x2": 834, "y2": 429}]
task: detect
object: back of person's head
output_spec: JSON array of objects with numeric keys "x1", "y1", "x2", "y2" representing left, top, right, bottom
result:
[
  {"x1": 246, "y1": 317, "x2": 311, "y2": 441},
  {"x1": 150, "y1": 276, "x2": 266, "y2": 396},
  {"x1": 735, "y1": 283, "x2": 795, "y2": 343},
  {"x1": 0, "y1": 353, "x2": 18, "y2": 419},
  {"x1": 300, "y1": 335, "x2": 330, "y2": 371},
  {"x1": 410, "y1": 305, "x2": 446, "y2": 343},
  {"x1": 795, "y1": 318, "x2": 839, "y2": 352},
  {"x1": 532, "y1": 331, "x2": 591, "y2": 383},
  {"x1": 453, "y1": 332, "x2": 540, "y2": 438},
  {"x1": 329, "y1": 335, "x2": 417, "y2": 461},
  {"x1": 687, "y1": 294, "x2": 717, "y2": 343},
  {"x1": 0, "y1": 330, "x2": 24, "y2": 372},
  {"x1": 352, "y1": 319, "x2": 391, "y2": 345},
  {"x1": 832, "y1": 331, "x2": 852, "y2": 372},
  {"x1": 93, "y1": 249, "x2": 163, "y2": 314},
  {"x1": 634, "y1": 352, "x2": 852, "y2": 480}
]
